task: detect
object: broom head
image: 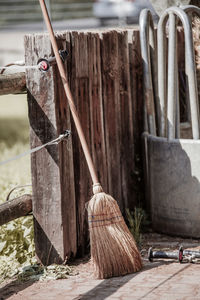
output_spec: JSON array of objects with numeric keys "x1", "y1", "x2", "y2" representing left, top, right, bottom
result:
[{"x1": 88, "y1": 183, "x2": 143, "y2": 279}]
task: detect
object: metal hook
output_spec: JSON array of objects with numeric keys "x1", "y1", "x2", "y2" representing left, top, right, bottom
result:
[{"x1": 37, "y1": 49, "x2": 69, "y2": 72}]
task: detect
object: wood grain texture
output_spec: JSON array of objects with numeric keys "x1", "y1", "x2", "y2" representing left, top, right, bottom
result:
[
  {"x1": 25, "y1": 33, "x2": 76, "y2": 264},
  {"x1": 0, "y1": 73, "x2": 26, "y2": 95},
  {"x1": 118, "y1": 30, "x2": 134, "y2": 211},
  {"x1": 69, "y1": 31, "x2": 92, "y2": 256},
  {"x1": 88, "y1": 32, "x2": 107, "y2": 192},
  {"x1": 25, "y1": 28, "x2": 144, "y2": 261},
  {"x1": 53, "y1": 33, "x2": 77, "y2": 258},
  {"x1": 0, "y1": 195, "x2": 32, "y2": 226},
  {"x1": 101, "y1": 30, "x2": 122, "y2": 208},
  {"x1": 128, "y1": 30, "x2": 144, "y2": 211}
]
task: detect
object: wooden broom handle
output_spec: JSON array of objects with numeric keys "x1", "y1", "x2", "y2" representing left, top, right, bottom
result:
[{"x1": 39, "y1": 0, "x2": 99, "y2": 185}]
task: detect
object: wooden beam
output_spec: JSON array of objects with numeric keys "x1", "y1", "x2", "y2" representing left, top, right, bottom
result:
[
  {"x1": 25, "y1": 33, "x2": 77, "y2": 265},
  {"x1": 0, "y1": 72, "x2": 26, "y2": 95},
  {"x1": 0, "y1": 194, "x2": 32, "y2": 226}
]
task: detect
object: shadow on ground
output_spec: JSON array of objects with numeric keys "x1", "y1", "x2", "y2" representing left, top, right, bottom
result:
[
  {"x1": 0, "y1": 278, "x2": 35, "y2": 300},
  {"x1": 72, "y1": 260, "x2": 174, "y2": 300}
]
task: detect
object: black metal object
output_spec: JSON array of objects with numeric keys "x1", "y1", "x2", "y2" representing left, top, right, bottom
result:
[
  {"x1": 37, "y1": 50, "x2": 69, "y2": 72},
  {"x1": 148, "y1": 246, "x2": 183, "y2": 262},
  {"x1": 62, "y1": 129, "x2": 71, "y2": 139}
]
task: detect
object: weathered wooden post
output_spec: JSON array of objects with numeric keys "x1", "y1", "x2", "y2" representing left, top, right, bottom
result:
[
  {"x1": 24, "y1": 28, "x2": 143, "y2": 264},
  {"x1": 25, "y1": 33, "x2": 77, "y2": 264}
]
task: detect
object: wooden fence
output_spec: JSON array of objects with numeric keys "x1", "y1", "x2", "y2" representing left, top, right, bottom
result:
[{"x1": 24, "y1": 28, "x2": 144, "y2": 264}]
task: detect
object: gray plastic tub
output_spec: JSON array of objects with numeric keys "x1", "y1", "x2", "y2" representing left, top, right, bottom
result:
[{"x1": 144, "y1": 133, "x2": 200, "y2": 238}]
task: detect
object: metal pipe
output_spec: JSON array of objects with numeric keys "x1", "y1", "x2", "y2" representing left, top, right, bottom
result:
[
  {"x1": 158, "y1": 7, "x2": 200, "y2": 139},
  {"x1": 167, "y1": 12, "x2": 178, "y2": 139},
  {"x1": 157, "y1": 15, "x2": 168, "y2": 137},
  {"x1": 182, "y1": 5, "x2": 200, "y2": 16},
  {"x1": 158, "y1": 6, "x2": 200, "y2": 140},
  {"x1": 148, "y1": 246, "x2": 183, "y2": 262},
  {"x1": 148, "y1": 247, "x2": 200, "y2": 262},
  {"x1": 175, "y1": 41, "x2": 180, "y2": 139}
]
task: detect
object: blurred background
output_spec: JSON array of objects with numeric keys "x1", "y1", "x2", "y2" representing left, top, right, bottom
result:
[{"x1": 0, "y1": 0, "x2": 158, "y2": 66}]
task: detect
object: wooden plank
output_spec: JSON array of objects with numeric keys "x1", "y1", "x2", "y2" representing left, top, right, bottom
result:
[
  {"x1": 24, "y1": 32, "x2": 76, "y2": 265},
  {"x1": 101, "y1": 30, "x2": 122, "y2": 209},
  {"x1": 69, "y1": 31, "x2": 92, "y2": 256},
  {"x1": 53, "y1": 33, "x2": 77, "y2": 258},
  {"x1": 88, "y1": 32, "x2": 108, "y2": 192},
  {"x1": 129, "y1": 30, "x2": 144, "y2": 210},
  {"x1": 117, "y1": 30, "x2": 135, "y2": 211},
  {"x1": 130, "y1": 30, "x2": 143, "y2": 146},
  {"x1": 0, "y1": 72, "x2": 26, "y2": 95},
  {"x1": 0, "y1": 195, "x2": 32, "y2": 226}
]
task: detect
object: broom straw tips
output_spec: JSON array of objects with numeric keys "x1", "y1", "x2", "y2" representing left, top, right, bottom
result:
[{"x1": 88, "y1": 183, "x2": 143, "y2": 279}]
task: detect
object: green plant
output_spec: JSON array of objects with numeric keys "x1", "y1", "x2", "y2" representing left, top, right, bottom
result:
[
  {"x1": 0, "y1": 216, "x2": 36, "y2": 283},
  {"x1": 126, "y1": 207, "x2": 149, "y2": 246}
]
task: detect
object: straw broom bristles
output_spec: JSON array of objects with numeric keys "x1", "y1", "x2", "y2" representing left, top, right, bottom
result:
[{"x1": 87, "y1": 183, "x2": 142, "y2": 279}]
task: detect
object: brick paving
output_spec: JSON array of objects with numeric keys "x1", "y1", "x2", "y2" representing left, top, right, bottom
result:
[
  {"x1": 1, "y1": 233, "x2": 200, "y2": 300},
  {"x1": 1, "y1": 260, "x2": 200, "y2": 300}
]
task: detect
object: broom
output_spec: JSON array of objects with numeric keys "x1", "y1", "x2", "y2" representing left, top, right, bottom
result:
[{"x1": 39, "y1": 0, "x2": 142, "y2": 279}]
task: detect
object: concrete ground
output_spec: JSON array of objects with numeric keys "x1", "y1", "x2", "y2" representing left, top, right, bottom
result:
[
  {"x1": 1, "y1": 233, "x2": 200, "y2": 300},
  {"x1": 2, "y1": 258, "x2": 200, "y2": 300}
]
